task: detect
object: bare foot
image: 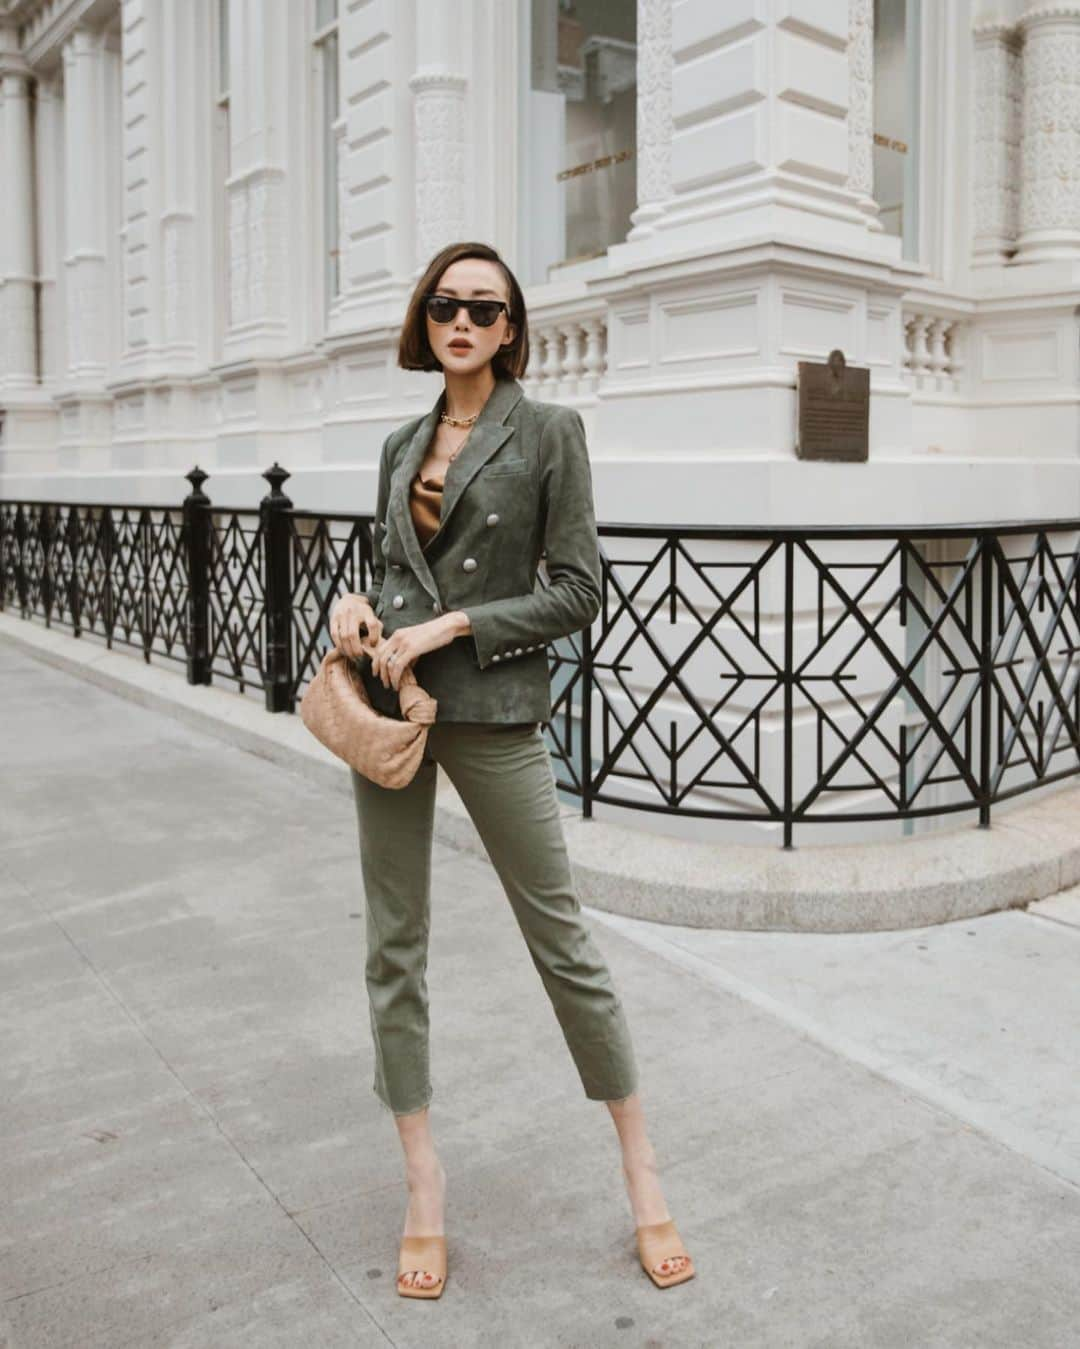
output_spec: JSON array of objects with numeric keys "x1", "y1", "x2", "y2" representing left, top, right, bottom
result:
[{"x1": 398, "y1": 1155, "x2": 447, "y2": 1292}]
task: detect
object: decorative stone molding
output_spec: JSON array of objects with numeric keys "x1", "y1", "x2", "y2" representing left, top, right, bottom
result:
[
  {"x1": 626, "y1": 0, "x2": 672, "y2": 240},
  {"x1": 1019, "y1": 2, "x2": 1080, "y2": 23},
  {"x1": 848, "y1": 0, "x2": 881, "y2": 230},
  {"x1": 972, "y1": 21, "x2": 1022, "y2": 265},
  {"x1": 1015, "y1": 2, "x2": 1080, "y2": 262}
]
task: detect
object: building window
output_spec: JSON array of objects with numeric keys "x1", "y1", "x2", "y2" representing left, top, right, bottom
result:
[
  {"x1": 873, "y1": 0, "x2": 920, "y2": 260},
  {"x1": 314, "y1": 0, "x2": 341, "y2": 310},
  {"x1": 522, "y1": 0, "x2": 637, "y2": 284}
]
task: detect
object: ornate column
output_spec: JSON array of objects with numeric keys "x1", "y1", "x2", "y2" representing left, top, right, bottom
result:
[
  {"x1": 626, "y1": 0, "x2": 672, "y2": 240},
  {"x1": 34, "y1": 72, "x2": 62, "y2": 387},
  {"x1": 409, "y1": 0, "x2": 466, "y2": 270},
  {"x1": 0, "y1": 30, "x2": 38, "y2": 392},
  {"x1": 160, "y1": 0, "x2": 197, "y2": 367},
  {"x1": 847, "y1": 0, "x2": 882, "y2": 230},
  {"x1": 1015, "y1": 3, "x2": 1080, "y2": 263},
  {"x1": 972, "y1": 21, "x2": 1021, "y2": 266},
  {"x1": 61, "y1": 26, "x2": 109, "y2": 384}
]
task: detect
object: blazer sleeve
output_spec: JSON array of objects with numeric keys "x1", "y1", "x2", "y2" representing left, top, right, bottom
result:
[
  {"x1": 364, "y1": 431, "x2": 393, "y2": 608},
  {"x1": 461, "y1": 406, "x2": 603, "y2": 671}
]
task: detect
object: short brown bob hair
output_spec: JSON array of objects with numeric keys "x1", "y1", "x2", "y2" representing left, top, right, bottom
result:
[{"x1": 397, "y1": 241, "x2": 529, "y2": 380}]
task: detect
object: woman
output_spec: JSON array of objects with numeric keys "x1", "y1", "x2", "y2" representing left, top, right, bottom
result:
[{"x1": 329, "y1": 241, "x2": 694, "y2": 1299}]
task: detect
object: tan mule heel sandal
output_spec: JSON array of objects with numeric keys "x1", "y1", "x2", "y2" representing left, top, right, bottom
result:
[
  {"x1": 636, "y1": 1219, "x2": 695, "y2": 1289},
  {"x1": 396, "y1": 1234, "x2": 447, "y2": 1299}
]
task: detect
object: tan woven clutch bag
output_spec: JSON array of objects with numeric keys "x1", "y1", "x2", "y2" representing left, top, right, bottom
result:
[{"x1": 299, "y1": 639, "x2": 438, "y2": 788}]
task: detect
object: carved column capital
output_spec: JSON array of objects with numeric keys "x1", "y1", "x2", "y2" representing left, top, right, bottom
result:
[
  {"x1": 60, "y1": 21, "x2": 104, "y2": 65},
  {"x1": 408, "y1": 70, "x2": 467, "y2": 96},
  {"x1": 0, "y1": 24, "x2": 32, "y2": 82},
  {"x1": 1019, "y1": 2, "x2": 1080, "y2": 30}
]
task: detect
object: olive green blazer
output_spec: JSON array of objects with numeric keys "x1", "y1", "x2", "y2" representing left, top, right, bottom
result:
[{"x1": 358, "y1": 376, "x2": 602, "y2": 723}]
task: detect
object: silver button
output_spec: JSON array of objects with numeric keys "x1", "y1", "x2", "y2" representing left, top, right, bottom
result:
[
  {"x1": 492, "y1": 654, "x2": 501, "y2": 662},
  {"x1": 432, "y1": 601, "x2": 441, "y2": 612},
  {"x1": 504, "y1": 650, "x2": 513, "y2": 658},
  {"x1": 514, "y1": 647, "x2": 523, "y2": 656},
  {"x1": 392, "y1": 595, "x2": 404, "y2": 609},
  {"x1": 462, "y1": 557, "x2": 478, "y2": 572},
  {"x1": 391, "y1": 562, "x2": 402, "y2": 570},
  {"x1": 486, "y1": 512, "x2": 499, "y2": 527}
]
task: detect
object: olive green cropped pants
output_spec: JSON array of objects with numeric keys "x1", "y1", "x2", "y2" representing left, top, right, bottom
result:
[{"x1": 350, "y1": 720, "x2": 640, "y2": 1116}]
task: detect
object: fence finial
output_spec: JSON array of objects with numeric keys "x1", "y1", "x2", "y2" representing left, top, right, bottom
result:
[
  {"x1": 184, "y1": 465, "x2": 210, "y2": 500},
  {"x1": 261, "y1": 463, "x2": 291, "y2": 501}
]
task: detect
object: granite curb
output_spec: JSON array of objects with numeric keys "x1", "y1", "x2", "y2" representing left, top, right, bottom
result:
[{"x1": 4, "y1": 611, "x2": 1078, "y2": 934}]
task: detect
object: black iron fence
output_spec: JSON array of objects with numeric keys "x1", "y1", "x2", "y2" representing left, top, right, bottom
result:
[{"x1": 2, "y1": 466, "x2": 1078, "y2": 847}]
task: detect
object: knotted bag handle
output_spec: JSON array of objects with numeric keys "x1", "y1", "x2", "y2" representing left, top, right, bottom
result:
[{"x1": 355, "y1": 625, "x2": 437, "y2": 726}]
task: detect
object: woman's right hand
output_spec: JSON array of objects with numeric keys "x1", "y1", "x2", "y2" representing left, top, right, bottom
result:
[{"x1": 329, "y1": 593, "x2": 382, "y2": 660}]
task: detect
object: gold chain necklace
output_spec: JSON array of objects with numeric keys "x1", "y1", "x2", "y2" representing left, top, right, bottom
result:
[
  {"x1": 439, "y1": 409, "x2": 480, "y2": 429},
  {"x1": 423, "y1": 409, "x2": 477, "y2": 474}
]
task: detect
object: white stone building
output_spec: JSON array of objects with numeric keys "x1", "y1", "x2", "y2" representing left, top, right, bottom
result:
[
  {"x1": 1, "y1": 0, "x2": 1077, "y2": 517},
  {"x1": 1, "y1": 0, "x2": 1078, "y2": 844}
]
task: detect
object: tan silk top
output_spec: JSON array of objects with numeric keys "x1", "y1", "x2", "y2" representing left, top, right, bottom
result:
[{"x1": 409, "y1": 466, "x2": 444, "y2": 549}]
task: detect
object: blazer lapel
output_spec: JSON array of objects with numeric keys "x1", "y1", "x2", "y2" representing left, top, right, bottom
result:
[{"x1": 386, "y1": 377, "x2": 525, "y2": 606}]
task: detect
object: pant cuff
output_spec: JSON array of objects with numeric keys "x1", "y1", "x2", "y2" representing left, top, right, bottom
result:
[{"x1": 373, "y1": 1082, "x2": 433, "y2": 1117}]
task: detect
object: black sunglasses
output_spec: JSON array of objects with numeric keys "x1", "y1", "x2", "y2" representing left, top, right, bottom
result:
[{"x1": 424, "y1": 293, "x2": 511, "y2": 328}]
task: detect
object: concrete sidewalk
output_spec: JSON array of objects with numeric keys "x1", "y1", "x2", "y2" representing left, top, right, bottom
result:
[
  {"x1": 2, "y1": 637, "x2": 1079, "y2": 1348},
  {"x1": 4, "y1": 611, "x2": 1078, "y2": 934}
]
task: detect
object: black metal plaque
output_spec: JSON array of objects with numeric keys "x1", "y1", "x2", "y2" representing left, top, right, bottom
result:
[{"x1": 796, "y1": 349, "x2": 869, "y2": 462}]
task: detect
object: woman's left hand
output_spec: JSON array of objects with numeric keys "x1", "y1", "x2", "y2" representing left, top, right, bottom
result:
[{"x1": 368, "y1": 618, "x2": 454, "y2": 691}]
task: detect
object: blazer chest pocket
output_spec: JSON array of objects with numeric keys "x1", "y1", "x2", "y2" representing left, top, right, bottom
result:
[{"x1": 481, "y1": 457, "x2": 529, "y2": 478}]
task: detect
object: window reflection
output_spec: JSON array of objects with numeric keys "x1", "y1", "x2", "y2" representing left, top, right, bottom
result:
[
  {"x1": 526, "y1": 0, "x2": 637, "y2": 282},
  {"x1": 873, "y1": 0, "x2": 920, "y2": 260}
]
